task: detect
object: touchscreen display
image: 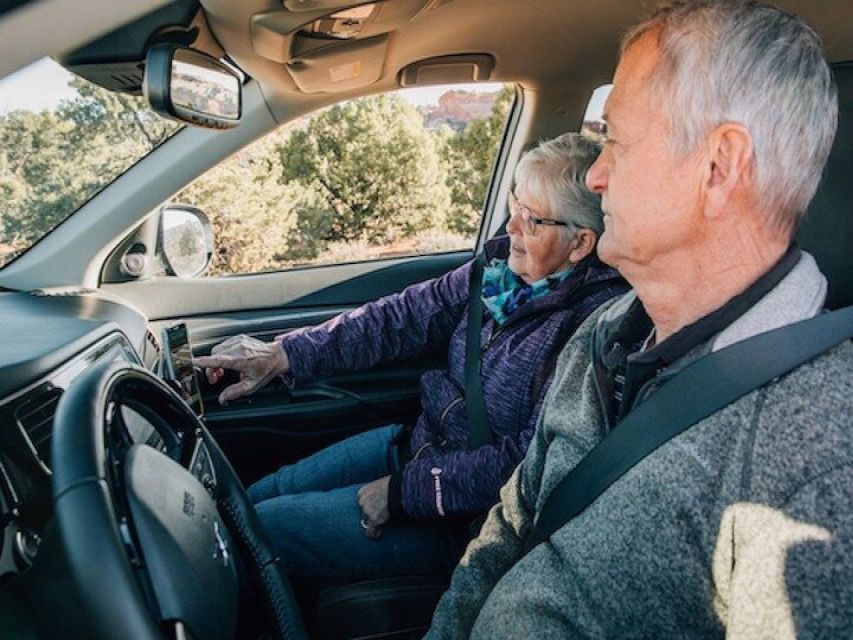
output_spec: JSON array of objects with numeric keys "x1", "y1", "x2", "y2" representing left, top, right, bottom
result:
[{"x1": 162, "y1": 323, "x2": 204, "y2": 417}]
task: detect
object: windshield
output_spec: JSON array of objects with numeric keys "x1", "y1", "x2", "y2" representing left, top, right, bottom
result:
[{"x1": 0, "y1": 58, "x2": 181, "y2": 268}]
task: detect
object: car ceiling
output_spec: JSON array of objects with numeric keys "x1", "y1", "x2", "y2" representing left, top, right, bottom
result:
[
  {"x1": 6, "y1": 0, "x2": 852, "y2": 118},
  {"x1": 204, "y1": 0, "x2": 853, "y2": 121},
  {"x1": 0, "y1": 0, "x2": 175, "y2": 79},
  {"x1": 201, "y1": 0, "x2": 642, "y2": 118}
]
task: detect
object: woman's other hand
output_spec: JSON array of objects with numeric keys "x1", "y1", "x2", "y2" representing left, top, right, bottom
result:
[
  {"x1": 358, "y1": 475, "x2": 391, "y2": 539},
  {"x1": 194, "y1": 334, "x2": 290, "y2": 404}
]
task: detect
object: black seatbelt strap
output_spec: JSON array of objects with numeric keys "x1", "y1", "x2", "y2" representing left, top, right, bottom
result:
[
  {"x1": 465, "y1": 254, "x2": 495, "y2": 448},
  {"x1": 523, "y1": 305, "x2": 853, "y2": 555}
]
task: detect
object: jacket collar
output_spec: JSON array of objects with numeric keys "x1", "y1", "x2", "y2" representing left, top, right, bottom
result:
[
  {"x1": 483, "y1": 235, "x2": 626, "y2": 324},
  {"x1": 711, "y1": 250, "x2": 826, "y2": 351},
  {"x1": 595, "y1": 248, "x2": 828, "y2": 369}
]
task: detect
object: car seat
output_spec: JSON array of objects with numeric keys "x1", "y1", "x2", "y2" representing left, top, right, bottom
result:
[{"x1": 797, "y1": 61, "x2": 853, "y2": 310}]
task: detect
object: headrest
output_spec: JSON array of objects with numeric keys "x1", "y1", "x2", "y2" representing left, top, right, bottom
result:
[{"x1": 797, "y1": 62, "x2": 853, "y2": 310}]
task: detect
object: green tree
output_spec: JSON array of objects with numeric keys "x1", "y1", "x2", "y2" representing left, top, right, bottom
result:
[
  {"x1": 174, "y1": 127, "x2": 320, "y2": 275},
  {"x1": 0, "y1": 76, "x2": 178, "y2": 266},
  {"x1": 441, "y1": 85, "x2": 514, "y2": 234},
  {"x1": 58, "y1": 76, "x2": 175, "y2": 151},
  {"x1": 278, "y1": 94, "x2": 452, "y2": 248}
]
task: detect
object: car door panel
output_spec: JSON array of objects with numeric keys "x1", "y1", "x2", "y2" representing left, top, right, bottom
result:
[
  {"x1": 202, "y1": 359, "x2": 440, "y2": 485},
  {"x1": 131, "y1": 252, "x2": 467, "y2": 483},
  {"x1": 103, "y1": 251, "x2": 472, "y2": 321}
]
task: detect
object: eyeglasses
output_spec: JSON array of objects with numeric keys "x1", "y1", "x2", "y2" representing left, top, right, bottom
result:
[{"x1": 507, "y1": 191, "x2": 572, "y2": 236}]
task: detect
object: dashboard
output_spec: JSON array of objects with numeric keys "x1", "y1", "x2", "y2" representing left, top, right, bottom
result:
[{"x1": 0, "y1": 288, "x2": 173, "y2": 583}]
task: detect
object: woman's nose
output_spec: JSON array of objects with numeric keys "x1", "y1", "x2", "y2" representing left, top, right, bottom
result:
[{"x1": 506, "y1": 207, "x2": 522, "y2": 234}]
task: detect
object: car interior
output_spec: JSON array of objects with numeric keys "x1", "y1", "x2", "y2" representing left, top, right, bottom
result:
[{"x1": 0, "y1": 0, "x2": 850, "y2": 639}]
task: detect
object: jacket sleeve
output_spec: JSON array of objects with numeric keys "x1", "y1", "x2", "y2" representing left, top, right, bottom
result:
[
  {"x1": 280, "y1": 260, "x2": 473, "y2": 385},
  {"x1": 424, "y1": 411, "x2": 548, "y2": 639},
  {"x1": 399, "y1": 371, "x2": 552, "y2": 519},
  {"x1": 723, "y1": 464, "x2": 853, "y2": 639}
]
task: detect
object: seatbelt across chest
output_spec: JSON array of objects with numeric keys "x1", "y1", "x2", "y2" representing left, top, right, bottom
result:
[
  {"x1": 465, "y1": 254, "x2": 495, "y2": 448},
  {"x1": 523, "y1": 306, "x2": 853, "y2": 556}
]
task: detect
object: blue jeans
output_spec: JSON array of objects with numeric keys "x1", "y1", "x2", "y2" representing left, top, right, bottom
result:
[{"x1": 248, "y1": 424, "x2": 464, "y2": 577}]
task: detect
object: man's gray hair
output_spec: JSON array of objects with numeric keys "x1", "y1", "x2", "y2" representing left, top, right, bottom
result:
[
  {"x1": 624, "y1": 0, "x2": 838, "y2": 235},
  {"x1": 514, "y1": 132, "x2": 604, "y2": 236}
]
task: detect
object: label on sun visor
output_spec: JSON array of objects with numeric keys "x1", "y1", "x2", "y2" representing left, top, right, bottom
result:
[{"x1": 329, "y1": 61, "x2": 362, "y2": 83}]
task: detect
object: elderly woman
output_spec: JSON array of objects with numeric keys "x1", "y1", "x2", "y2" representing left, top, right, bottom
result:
[{"x1": 196, "y1": 133, "x2": 628, "y2": 577}]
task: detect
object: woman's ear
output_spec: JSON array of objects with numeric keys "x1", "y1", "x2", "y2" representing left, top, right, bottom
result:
[{"x1": 568, "y1": 228, "x2": 597, "y2": 264}]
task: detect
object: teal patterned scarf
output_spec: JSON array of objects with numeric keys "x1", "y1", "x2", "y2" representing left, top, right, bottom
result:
[{"x1": 481, "y1": 258, "x2": 574, "y2": 326}]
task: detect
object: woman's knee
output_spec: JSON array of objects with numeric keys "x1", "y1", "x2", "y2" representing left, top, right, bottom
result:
[{"x1": 246, "y1": 471, "x2": 280, "y2": 504}]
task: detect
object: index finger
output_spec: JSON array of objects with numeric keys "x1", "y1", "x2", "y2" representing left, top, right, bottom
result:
[{"x1": 194, "y1": 354, "x2": 238, "y2": 370}]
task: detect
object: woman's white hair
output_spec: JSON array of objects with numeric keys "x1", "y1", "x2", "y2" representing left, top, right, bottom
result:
[
  {"x1": 624, "y1": 0, "x2": 838, "y2": 235},
  {"x1": 513, "y1": 132, "x2": 604, "y2": 236}
]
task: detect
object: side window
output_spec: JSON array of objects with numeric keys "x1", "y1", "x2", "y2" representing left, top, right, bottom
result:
[
  {"x1": 175, "y1": 83, "x2": 514, "y2": 276},
  {"x1": 581, "y1": 84, "x2": 612, "y2": 141}
]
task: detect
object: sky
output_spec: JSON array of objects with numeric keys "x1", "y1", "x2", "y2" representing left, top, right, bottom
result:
[
  {"x1": 0, "y1": 58, "x2": 77, "y2": 113},
  {"x1": 584, "y1": 84, "x2": 611, "y2": 123}
]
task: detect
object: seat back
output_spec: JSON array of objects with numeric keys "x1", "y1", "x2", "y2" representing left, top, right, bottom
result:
[{"x1": 797, "y1": 62, "x2": 853, "y2": 310}]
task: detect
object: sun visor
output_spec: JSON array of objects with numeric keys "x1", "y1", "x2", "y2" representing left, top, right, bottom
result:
[{"x1": 285, "y1": 34, "x2": 388, "y2": 93}]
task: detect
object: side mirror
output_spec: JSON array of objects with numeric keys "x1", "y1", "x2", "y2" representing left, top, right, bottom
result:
[
  {"x1": 144, "y1": 43, "x2": 242, "y2": 129},
  {"x1": 159, "y1": 205, "x2": 214, "y2": 278}
]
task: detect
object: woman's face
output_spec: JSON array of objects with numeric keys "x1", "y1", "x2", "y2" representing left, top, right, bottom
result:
[{"x1": 506, "y1": 185, "x2": 579, "y2": 284}]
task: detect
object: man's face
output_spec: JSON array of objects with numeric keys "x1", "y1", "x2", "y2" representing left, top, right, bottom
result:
[{"x1": 586, "y1": 30, "x2": 706, "y2": 277}]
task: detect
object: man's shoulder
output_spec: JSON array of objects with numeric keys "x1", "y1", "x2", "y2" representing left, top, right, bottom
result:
[
  {"x1": 763, "y1": 337, "x2": 853, "y2": 411},
  {"x1": 759, "y1": 337, "x2": 853, "y2": 430},
  {"x1": 745, "y1": 338, "x2": 853, "y2": 498}
]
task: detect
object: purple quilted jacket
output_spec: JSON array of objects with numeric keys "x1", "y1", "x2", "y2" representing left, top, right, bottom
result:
[{"x1": 280, "y1": 236, "x2": 628, "y2": 520}]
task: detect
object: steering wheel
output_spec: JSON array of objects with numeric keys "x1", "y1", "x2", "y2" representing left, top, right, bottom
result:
[{"x1": 50, "y1": 361, "x2": 307, "y2": 640}]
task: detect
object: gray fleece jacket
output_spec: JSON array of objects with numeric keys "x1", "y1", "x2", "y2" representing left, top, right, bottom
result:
[{"x1": 426, "y1": 251, "x2": 853, "y2": 639}]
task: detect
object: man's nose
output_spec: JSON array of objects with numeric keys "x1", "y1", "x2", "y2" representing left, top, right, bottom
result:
[{"x1": 586, "y1": 149, "x2": 609, "y2": 194}]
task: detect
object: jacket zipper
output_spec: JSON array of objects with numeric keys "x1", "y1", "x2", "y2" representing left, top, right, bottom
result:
[
  {"x1": 590, "y1": 326, "x2": 614, "y2": 432},
  {"x1": 484, "y1": 324, "x2": 505, "y2": 350}
]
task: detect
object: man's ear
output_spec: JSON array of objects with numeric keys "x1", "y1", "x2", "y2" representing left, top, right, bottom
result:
[
  {"x1": 568, "y1": 228, "x2": 597, "y2": 264},
  {"x1": 704, "y1": 123, "x2": 754, "y2": 219}
]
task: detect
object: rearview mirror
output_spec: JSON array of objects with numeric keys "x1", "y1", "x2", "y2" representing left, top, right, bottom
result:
[{"x1": 144, "y1": 44, "x2": 242, "y2": 129}]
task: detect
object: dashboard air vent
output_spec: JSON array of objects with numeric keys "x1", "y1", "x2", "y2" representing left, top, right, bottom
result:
[
  {"x1": 145, "y1": 328, "x2": 162, "y2": 356},
  {"x1": 142, "y1": 328, "x2": 162, "y2": 371},
  {"x1": 15, "y1": 387, "x2": 63, "y2": 470}
]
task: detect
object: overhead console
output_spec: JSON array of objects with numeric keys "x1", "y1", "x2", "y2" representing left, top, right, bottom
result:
[
  {"x1": 57, "y1": 0, "x2": 494, "y2": 99},
  {"x1": 251, "y1": 0, "x2": 469, "y2": 93}
]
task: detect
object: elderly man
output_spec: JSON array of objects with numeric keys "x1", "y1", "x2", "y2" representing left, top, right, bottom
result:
[{"x1": 426, "y1": 1, "x2": 852, "y2": 638}]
